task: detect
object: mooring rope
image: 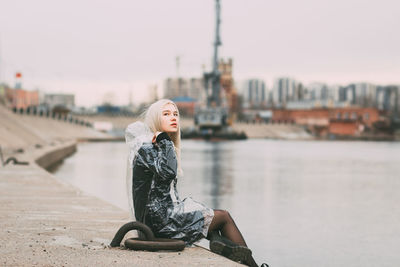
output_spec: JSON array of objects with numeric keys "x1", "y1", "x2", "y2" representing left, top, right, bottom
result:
[{"x1": 110, "y1": 221, "x2": 185, "y2": 251}]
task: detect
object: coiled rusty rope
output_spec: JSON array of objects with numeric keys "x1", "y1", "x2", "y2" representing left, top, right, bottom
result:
[{"x1": 110, "y1": 221, "x2": 185, "y2": 251}]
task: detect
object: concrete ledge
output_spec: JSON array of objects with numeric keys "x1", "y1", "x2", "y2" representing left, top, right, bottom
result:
[
  {"x1": 35, "y1": 143, "x2": 77, "y2": 170},
  {"x1": 0, "y1": 143, "x2": 243, "y2": 266}
]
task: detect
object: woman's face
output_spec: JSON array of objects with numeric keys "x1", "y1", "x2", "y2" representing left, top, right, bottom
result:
[{"x1": 160, "y1": 103, "x2": 179, "y2": 133}]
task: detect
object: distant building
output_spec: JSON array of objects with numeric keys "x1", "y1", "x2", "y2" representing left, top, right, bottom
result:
[
  {"x1": 164, "y1": 78, "x2": 188, "y2": 99},
  {"x1": 238, "y1": 76, "x2": 398, "y2": 117},
  {"x1": 296, "y1": 82, "x2": 377, "y2": 109},
  {"x1": 273, "y1": 77, "x2": 297, "y2": 105},
  {"x1": 219, "y1": 58, "x2": 239, "y2": 118},
  {"x1": 376, "y1": 85, "x2": 399, "y2": 114},
  {"x1": 241, "y1": 79, "x2": 267, "y2": 108},
  {"x1": 337, "y1": 83, "x2": 376, "y2": 106},
  {"x1": 307, "y1": 82, "x2": 330, "y2": 101},
  {"x1": 354, "y1": 83, "x2": 376, "y2": 107},
  {"x1": 6, "y1": 87, "x2": 39, "y2": 110},
  {"x1": 44, "y1": 94, "x2": 75, "y2": 110},
  {"x1": 164, "y1": 77, "x2": 203, "y2": 100},
  {"x1": 272, "y1": 107, "x2": 385, "y2": 137},
  {"x1": 344, "y1": 84, "x2": 356, "y2": 104},
  {"x1": 328, "y1": 84, "x2": 342, "y2": 102}
]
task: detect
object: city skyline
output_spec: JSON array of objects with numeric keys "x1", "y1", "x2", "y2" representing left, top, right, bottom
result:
[{"x1": 0, "y1": 0, "x2": 399, "y2": 107}]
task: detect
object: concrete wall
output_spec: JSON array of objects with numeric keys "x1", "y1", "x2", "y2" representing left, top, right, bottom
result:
[{"x1": 35, "y1": 143, "x2": 77, "y2": 170}]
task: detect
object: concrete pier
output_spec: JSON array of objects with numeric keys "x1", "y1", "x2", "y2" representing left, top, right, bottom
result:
[
  {"x1": 0, "y1": 106, "x2": 243, "y2": 266},
  {"x1": 0, "y1": 161, "x2": 241, "y2": 266}
]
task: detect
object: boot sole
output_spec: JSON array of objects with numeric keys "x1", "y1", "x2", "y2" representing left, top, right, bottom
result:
[{"x1": 210, "y1": 240, "x2": 252, "y2": 262}]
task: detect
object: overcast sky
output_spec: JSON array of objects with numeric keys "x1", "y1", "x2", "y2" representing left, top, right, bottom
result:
[{"x1": 0, "y1": 0, "x2": 399, "y2": 106}]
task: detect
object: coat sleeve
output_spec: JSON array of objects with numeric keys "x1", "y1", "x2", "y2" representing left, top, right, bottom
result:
[{"x1": 135, "y1": 132, "x2": 177, "y2": 182}]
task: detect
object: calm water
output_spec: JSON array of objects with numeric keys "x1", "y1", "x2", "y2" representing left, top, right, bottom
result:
[{"x1": 53, "y1": 139, "x2": 400, "y2": 267}]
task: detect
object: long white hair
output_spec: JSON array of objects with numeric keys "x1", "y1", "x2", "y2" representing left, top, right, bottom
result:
[{"x1": 143, "y1": 99, "x2": 182, "y2": 175}]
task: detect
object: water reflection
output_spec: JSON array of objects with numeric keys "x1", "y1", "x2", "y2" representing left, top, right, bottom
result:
[
  {"x1": 178, "y1": 141, "x2": 233, "y2": 210},
  {"x1": 204, "y1": 142, "x2": 233, "y2": 209}
]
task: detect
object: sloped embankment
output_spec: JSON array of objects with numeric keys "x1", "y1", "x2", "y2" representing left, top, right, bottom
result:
[{"x1": 0, "y1": 105, "x2": 111, "y2": 153}]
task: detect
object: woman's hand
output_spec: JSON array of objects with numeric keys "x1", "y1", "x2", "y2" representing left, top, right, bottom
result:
[{"x1": 152, "y1": 131, "x2": 162, "y2": 143}]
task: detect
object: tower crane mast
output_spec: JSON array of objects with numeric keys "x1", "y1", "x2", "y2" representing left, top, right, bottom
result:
[{"x1": 195, "y1": 0, "x2": 228, "y2": 131}]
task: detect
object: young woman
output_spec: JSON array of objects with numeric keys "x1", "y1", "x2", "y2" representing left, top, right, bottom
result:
[{"x1": 125, "y1": 99, "x2": 267, "y2": 267}]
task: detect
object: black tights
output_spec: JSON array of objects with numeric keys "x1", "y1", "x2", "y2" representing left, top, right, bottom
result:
[
  {"x1": 207, "y1": 209, "x2": 258, "y2": 267},
  {"x1": 207, "y1": 209, "x2": 247, "y2": 246}
]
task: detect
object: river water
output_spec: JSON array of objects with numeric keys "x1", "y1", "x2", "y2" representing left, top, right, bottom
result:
[{"x1": 52, "y1": 139, "x2": 400, "y2": 267}]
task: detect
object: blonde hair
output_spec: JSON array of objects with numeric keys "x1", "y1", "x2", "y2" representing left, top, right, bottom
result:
[{"x1": 143, "y1": 99, "x2": 182, "y2": 175}]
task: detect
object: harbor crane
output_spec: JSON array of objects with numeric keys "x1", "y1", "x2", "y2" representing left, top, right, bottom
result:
[{"x1": 195, "y1": 0, "x2": 228, "y2": 133}]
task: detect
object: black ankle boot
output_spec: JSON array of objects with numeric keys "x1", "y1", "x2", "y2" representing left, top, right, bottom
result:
[{"x1": 209, "y1": 232, "x2": 252, "y2": 263}]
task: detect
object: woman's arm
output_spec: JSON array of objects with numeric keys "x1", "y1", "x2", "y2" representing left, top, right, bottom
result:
[{"x1": 135, "y1": 132, "x2": 177, "y2": 182}]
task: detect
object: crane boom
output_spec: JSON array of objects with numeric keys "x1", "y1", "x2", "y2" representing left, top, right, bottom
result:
[{"x1": 190, "y1": 0, "x2": 246, "y2": 139}]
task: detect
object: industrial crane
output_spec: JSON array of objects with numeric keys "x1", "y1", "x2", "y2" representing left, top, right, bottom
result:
[{"x1": 195, "y1": 0, "x2": 228, "y2": 133}]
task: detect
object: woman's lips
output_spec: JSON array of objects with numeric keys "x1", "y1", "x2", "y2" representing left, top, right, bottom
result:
[{"x1": 171, "y1": 123, "x2": 177, "y2": 127}]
